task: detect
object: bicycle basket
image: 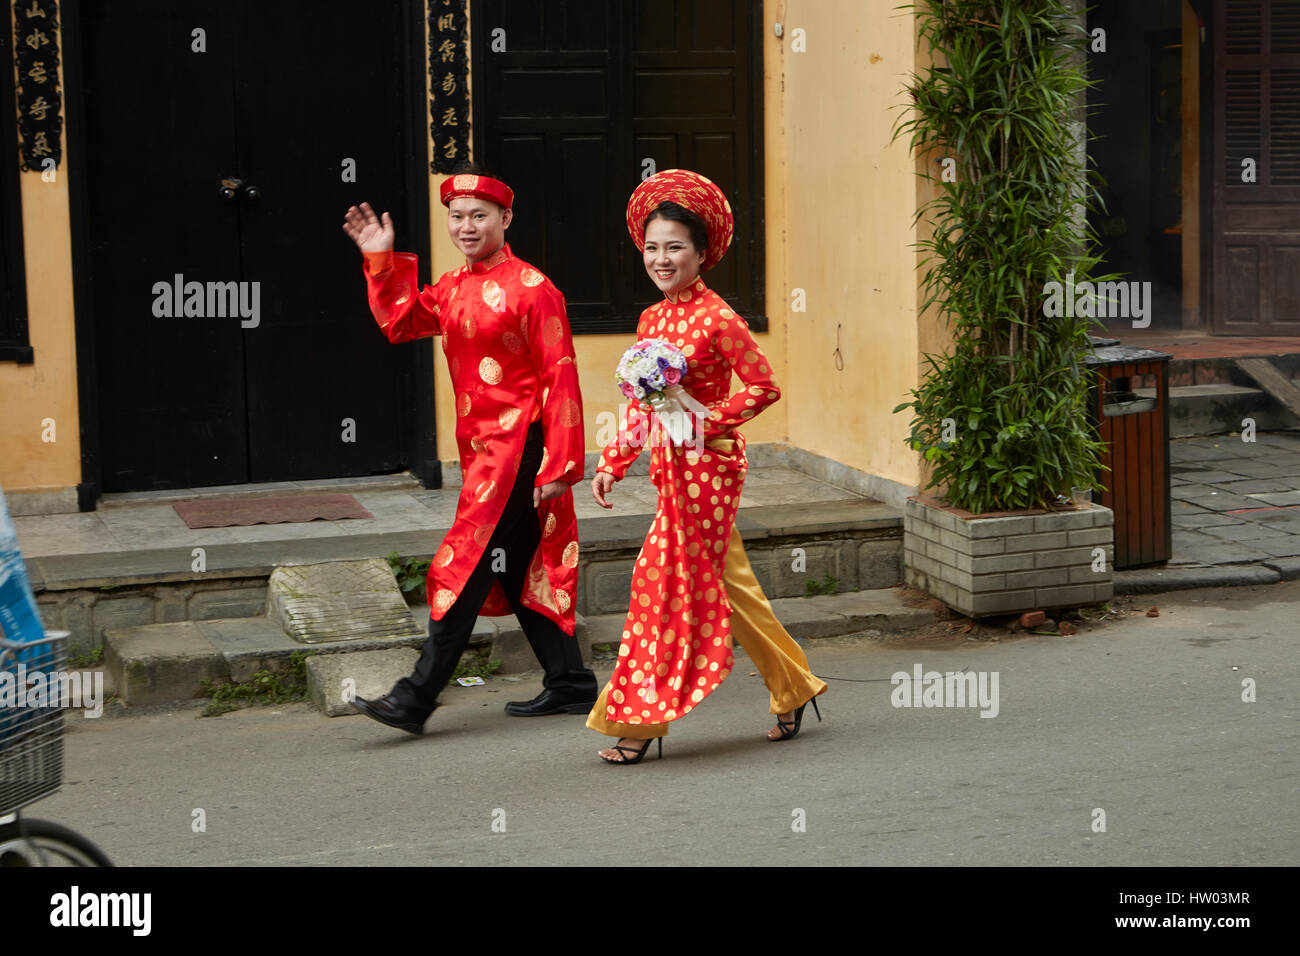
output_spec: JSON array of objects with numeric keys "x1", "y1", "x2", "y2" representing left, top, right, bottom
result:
[{"x1": 0, "y1": 631, "x2": 67, "y2": 815}]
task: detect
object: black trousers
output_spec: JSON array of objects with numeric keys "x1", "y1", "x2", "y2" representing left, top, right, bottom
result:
[{"x1": 391, "y1": 422, "x2": 597, "y2": 716}]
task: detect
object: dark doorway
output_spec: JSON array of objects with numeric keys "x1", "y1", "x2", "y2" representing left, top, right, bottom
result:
[
  {"x1": 470, "y1": 0, "x2": 765, "y2": 335},
  {"x1": 1087, "y1": 0, "x2": 1188, "y2": 334},
  {"x1": 71, "y1": 0, "x2": 433, "y2": 492}
]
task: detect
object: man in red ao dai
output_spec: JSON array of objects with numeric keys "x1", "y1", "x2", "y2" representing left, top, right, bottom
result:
[{"x1": 342, "y1": 170, "x2": 597, "y2": 734}]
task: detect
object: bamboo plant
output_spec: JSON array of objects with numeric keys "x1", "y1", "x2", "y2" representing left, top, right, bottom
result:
[{"x1": 893, "y1": 0, "x2": 1119, "y2": 514}]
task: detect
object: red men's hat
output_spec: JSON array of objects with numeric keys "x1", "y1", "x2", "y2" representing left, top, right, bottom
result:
[
  {"x1": 626, "y1": 169, "x2": 734, "y2": 272},
  {"x1": 440, "y1": 173, "x2": 514, "y2": 210}
]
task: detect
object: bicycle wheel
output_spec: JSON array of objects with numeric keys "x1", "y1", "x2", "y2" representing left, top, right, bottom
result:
[{"x1": 0, "y1": 818, "x2": 113, "y2": 866}]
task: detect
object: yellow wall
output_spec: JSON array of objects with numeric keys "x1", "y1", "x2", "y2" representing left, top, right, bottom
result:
[
  {"x1": 771, "y1": 0, "x2": 923, "y2": 490},
  {"x1": 0, "y1": 36, "x2": 79, "y2": 497},
  {"x1": 3, "y1": 1, "x2": 923, "y2": 499}
]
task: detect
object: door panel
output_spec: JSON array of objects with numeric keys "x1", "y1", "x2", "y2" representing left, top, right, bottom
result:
[
  {"x1": 235, "y1": 0, "x2": 412, "y2": 482},
  {"x1": 81, "y1": 1, "x2": 247, "y2": 491},
  {"x1": 79, "y1": 0, "x2": 428, "y2": 490},
  {"x1": 1212, "y1": 0, "x2": 1300, "y2": 333}
]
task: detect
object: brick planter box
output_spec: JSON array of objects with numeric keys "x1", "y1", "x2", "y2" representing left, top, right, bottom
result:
[{"x1": 904, "y1": 495, "x2": 1114, "y2": 618}]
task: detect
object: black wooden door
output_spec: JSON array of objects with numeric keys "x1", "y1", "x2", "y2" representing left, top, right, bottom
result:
[
  {"x1": 78, "y1": 0, "x2": 429, "y2": 491},
  {"x1": 471, "y1": 0, "x2": 764, "y2": 335},
  {"x1": 1212, "y1": 0, "x2": 1300, "y2": 334}
]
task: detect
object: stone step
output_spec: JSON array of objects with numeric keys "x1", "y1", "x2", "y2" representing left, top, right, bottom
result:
[
  {"x1": 1135, "y1": 383, "x2": 1300, "y2": 438},
  {"x1": 105, "y1": 603, "x2": 464, "y2": 708},
  {"x1": 34, "y1": 499, "x2": 903, "y2": 654},
  {"x1": 102, "y1": 587, "x2": 932, "y2": 711},
  {"x1": 266, "y1": 558, "x2": 422, "y2": 644}
]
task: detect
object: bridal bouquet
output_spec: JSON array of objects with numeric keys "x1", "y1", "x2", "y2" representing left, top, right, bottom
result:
[{"x1": 615, "y1": 339, "x2": 710, "y2": 447}]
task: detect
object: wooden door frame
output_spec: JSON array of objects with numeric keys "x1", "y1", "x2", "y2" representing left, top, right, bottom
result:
[{"x1": 61, "y1": 0, "x2": 437, "y2": 509}]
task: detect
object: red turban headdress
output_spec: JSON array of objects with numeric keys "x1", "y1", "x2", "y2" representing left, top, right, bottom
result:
[
  {"x1": 625, "y1": 169, "x2": 734, "y2": 273},
  {"x1": 440, "y1": 173, "x2": 514, "y2": 210}
]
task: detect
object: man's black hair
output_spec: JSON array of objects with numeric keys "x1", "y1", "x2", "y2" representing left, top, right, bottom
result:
[
  {"x1": 447, "y1": 162, "x2": 509, "y2": 214},
  {"x1": 451, "y1": 161, "x2": 503, "y2": 180}
]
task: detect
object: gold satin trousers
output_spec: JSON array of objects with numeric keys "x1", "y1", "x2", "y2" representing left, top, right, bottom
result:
[{"x1": 586, "y1": 525, "x2": 828, "y2": 740}]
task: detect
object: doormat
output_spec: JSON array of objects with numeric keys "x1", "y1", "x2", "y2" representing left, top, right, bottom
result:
[{"x1": 173, "y1": 493, "x2": 374, "y2": 529}]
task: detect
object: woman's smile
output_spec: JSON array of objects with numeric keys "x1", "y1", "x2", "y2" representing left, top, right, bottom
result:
[{"x1": 643, "y1": 218, "x2": 705, "y2": 296}]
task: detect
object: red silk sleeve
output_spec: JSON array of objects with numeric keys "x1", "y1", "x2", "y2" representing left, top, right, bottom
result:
[
  {"x1": 525, "y1": 280, "x2": 585, "y2": 488},
  {"x1": 362, "y1": 249, "x2": 444, "y2": 343},
  {"x1": 597, "y1": 399, "x2": 651, "y2": 481},
  {"x1": 704, "y1": 312, "x2": 781, "y2": 438}
]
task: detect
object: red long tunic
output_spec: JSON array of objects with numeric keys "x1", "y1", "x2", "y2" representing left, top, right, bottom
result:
[
  {"x1": 362, "y1": 243, "x2": 584, "y2": 635},
  {"x1": 597, "y1": 278, "x2": 780, "y2": 723}
]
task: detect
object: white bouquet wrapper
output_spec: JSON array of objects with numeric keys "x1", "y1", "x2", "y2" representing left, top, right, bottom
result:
[{"x1": 648, "y1": 385, "x2": 712, "y2": 448}]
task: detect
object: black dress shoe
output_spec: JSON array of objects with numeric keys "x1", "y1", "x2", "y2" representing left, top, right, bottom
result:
[
  {"x1": 503, "y1": 689, "x2": 597, "y2": 717},
  {"x1": 352, "y1": 694, "x2": 427, "y2": 735}
]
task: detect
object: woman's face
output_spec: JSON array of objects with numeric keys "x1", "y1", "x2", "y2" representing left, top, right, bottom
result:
[{"x1": 643, "y1": 217, "x2": 706, "y2": 297}]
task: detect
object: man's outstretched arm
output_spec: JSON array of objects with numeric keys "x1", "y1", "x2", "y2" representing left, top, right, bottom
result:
[{"x1": 343, "y1": 202, "x2": 442, "y2": 342}]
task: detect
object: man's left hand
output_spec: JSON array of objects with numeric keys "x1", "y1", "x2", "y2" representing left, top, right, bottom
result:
[{"x1": 533, "y1": 480, "x2": 568, "y2": 508}]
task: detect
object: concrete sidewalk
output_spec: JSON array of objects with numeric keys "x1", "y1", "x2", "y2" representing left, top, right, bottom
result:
[
  {"x1": 1117, "y1": 431, "x2": 1300, "y2": 591},
  {"x1": 13, "y1": 432, "x2": 1300, "y2": 606}
]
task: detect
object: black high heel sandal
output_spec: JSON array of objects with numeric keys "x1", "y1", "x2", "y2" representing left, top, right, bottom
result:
[
  {"x1": 599, "y1": 737, "x2": 663, "y2": 765},
  {"x1": 770, "y1": 696, "x2": 822, "y2": 742}
]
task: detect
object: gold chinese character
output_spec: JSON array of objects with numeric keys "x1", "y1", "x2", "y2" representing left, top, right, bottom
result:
[
  {"x1": 438, "y1": 38, "x2": 458, "y2": 62},
  {"x1": 441, "y1": 107, "x2": 458, "y2": 126},
  {"x1": 441, "y1": 73, "x2": 456, "y2": 94},
  {"x1": 31, "y1": 131, "x2": 51, "y2": 157},
  {"x1": 29, "y1": 96, "x2": 52, "y2": 121},
  {"x1": 27, "y1": 62, "x2": 49, "y2": 85},
  {"x1": 442, "y1": 139, "x2": 458, "y2": 160},
  {"x1": 24, "y1": 1, "x2": 47, "y2": 18},
  {"x1": 437, "y1": 13, "x2": 454, "y2": 31},
  {"x1": 25, "y1": 29, "x2": 50, "y2": 49}
]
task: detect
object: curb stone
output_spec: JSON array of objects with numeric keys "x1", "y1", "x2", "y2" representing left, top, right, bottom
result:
[{"x1": 1113, "y1": 565, "x2": 1283, "y2": 593}]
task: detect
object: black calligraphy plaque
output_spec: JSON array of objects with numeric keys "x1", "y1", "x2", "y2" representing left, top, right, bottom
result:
[
  {"x1": 13, "y1": 0, "x2": 62, "y2": 171},
  {"x1": 428, "y1": 0, "x2": 469, "y2": 173}
]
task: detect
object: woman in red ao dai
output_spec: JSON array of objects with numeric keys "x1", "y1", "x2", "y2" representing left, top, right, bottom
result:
[{"x1": 588, "y1": 170, "x2": 792, "y2": 763}]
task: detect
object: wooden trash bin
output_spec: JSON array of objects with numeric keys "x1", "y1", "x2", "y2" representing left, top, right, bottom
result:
[{"x1": 1083, "y1": 345, "x2": 1173, "y2": 569}]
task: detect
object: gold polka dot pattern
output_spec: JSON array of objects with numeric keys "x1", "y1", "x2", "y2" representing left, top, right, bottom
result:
[
  {"x1": 541, "y1": 315, "x2": 563, "y2": 348},
  {"x1": 364, "y1": 243, "x2": 583, "y2": 636},
  {"x1": 558, "y1": 397, "x2": 582, "y2": 428},
  {"x1": 597, "y1": 276, "x2": 776, "y2": 726},
  {"x1": 480, "y1": 279, "x2": 505, "y2": 312}
]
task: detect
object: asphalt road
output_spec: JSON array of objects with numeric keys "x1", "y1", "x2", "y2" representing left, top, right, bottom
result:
[{"x1": 33, "y1": 581, "x2": 1300, "y2": 867}]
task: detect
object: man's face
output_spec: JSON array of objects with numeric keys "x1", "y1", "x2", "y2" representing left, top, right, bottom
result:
[{"x1": 447, "y1": 196, "x2": 511, "y2": 262}]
